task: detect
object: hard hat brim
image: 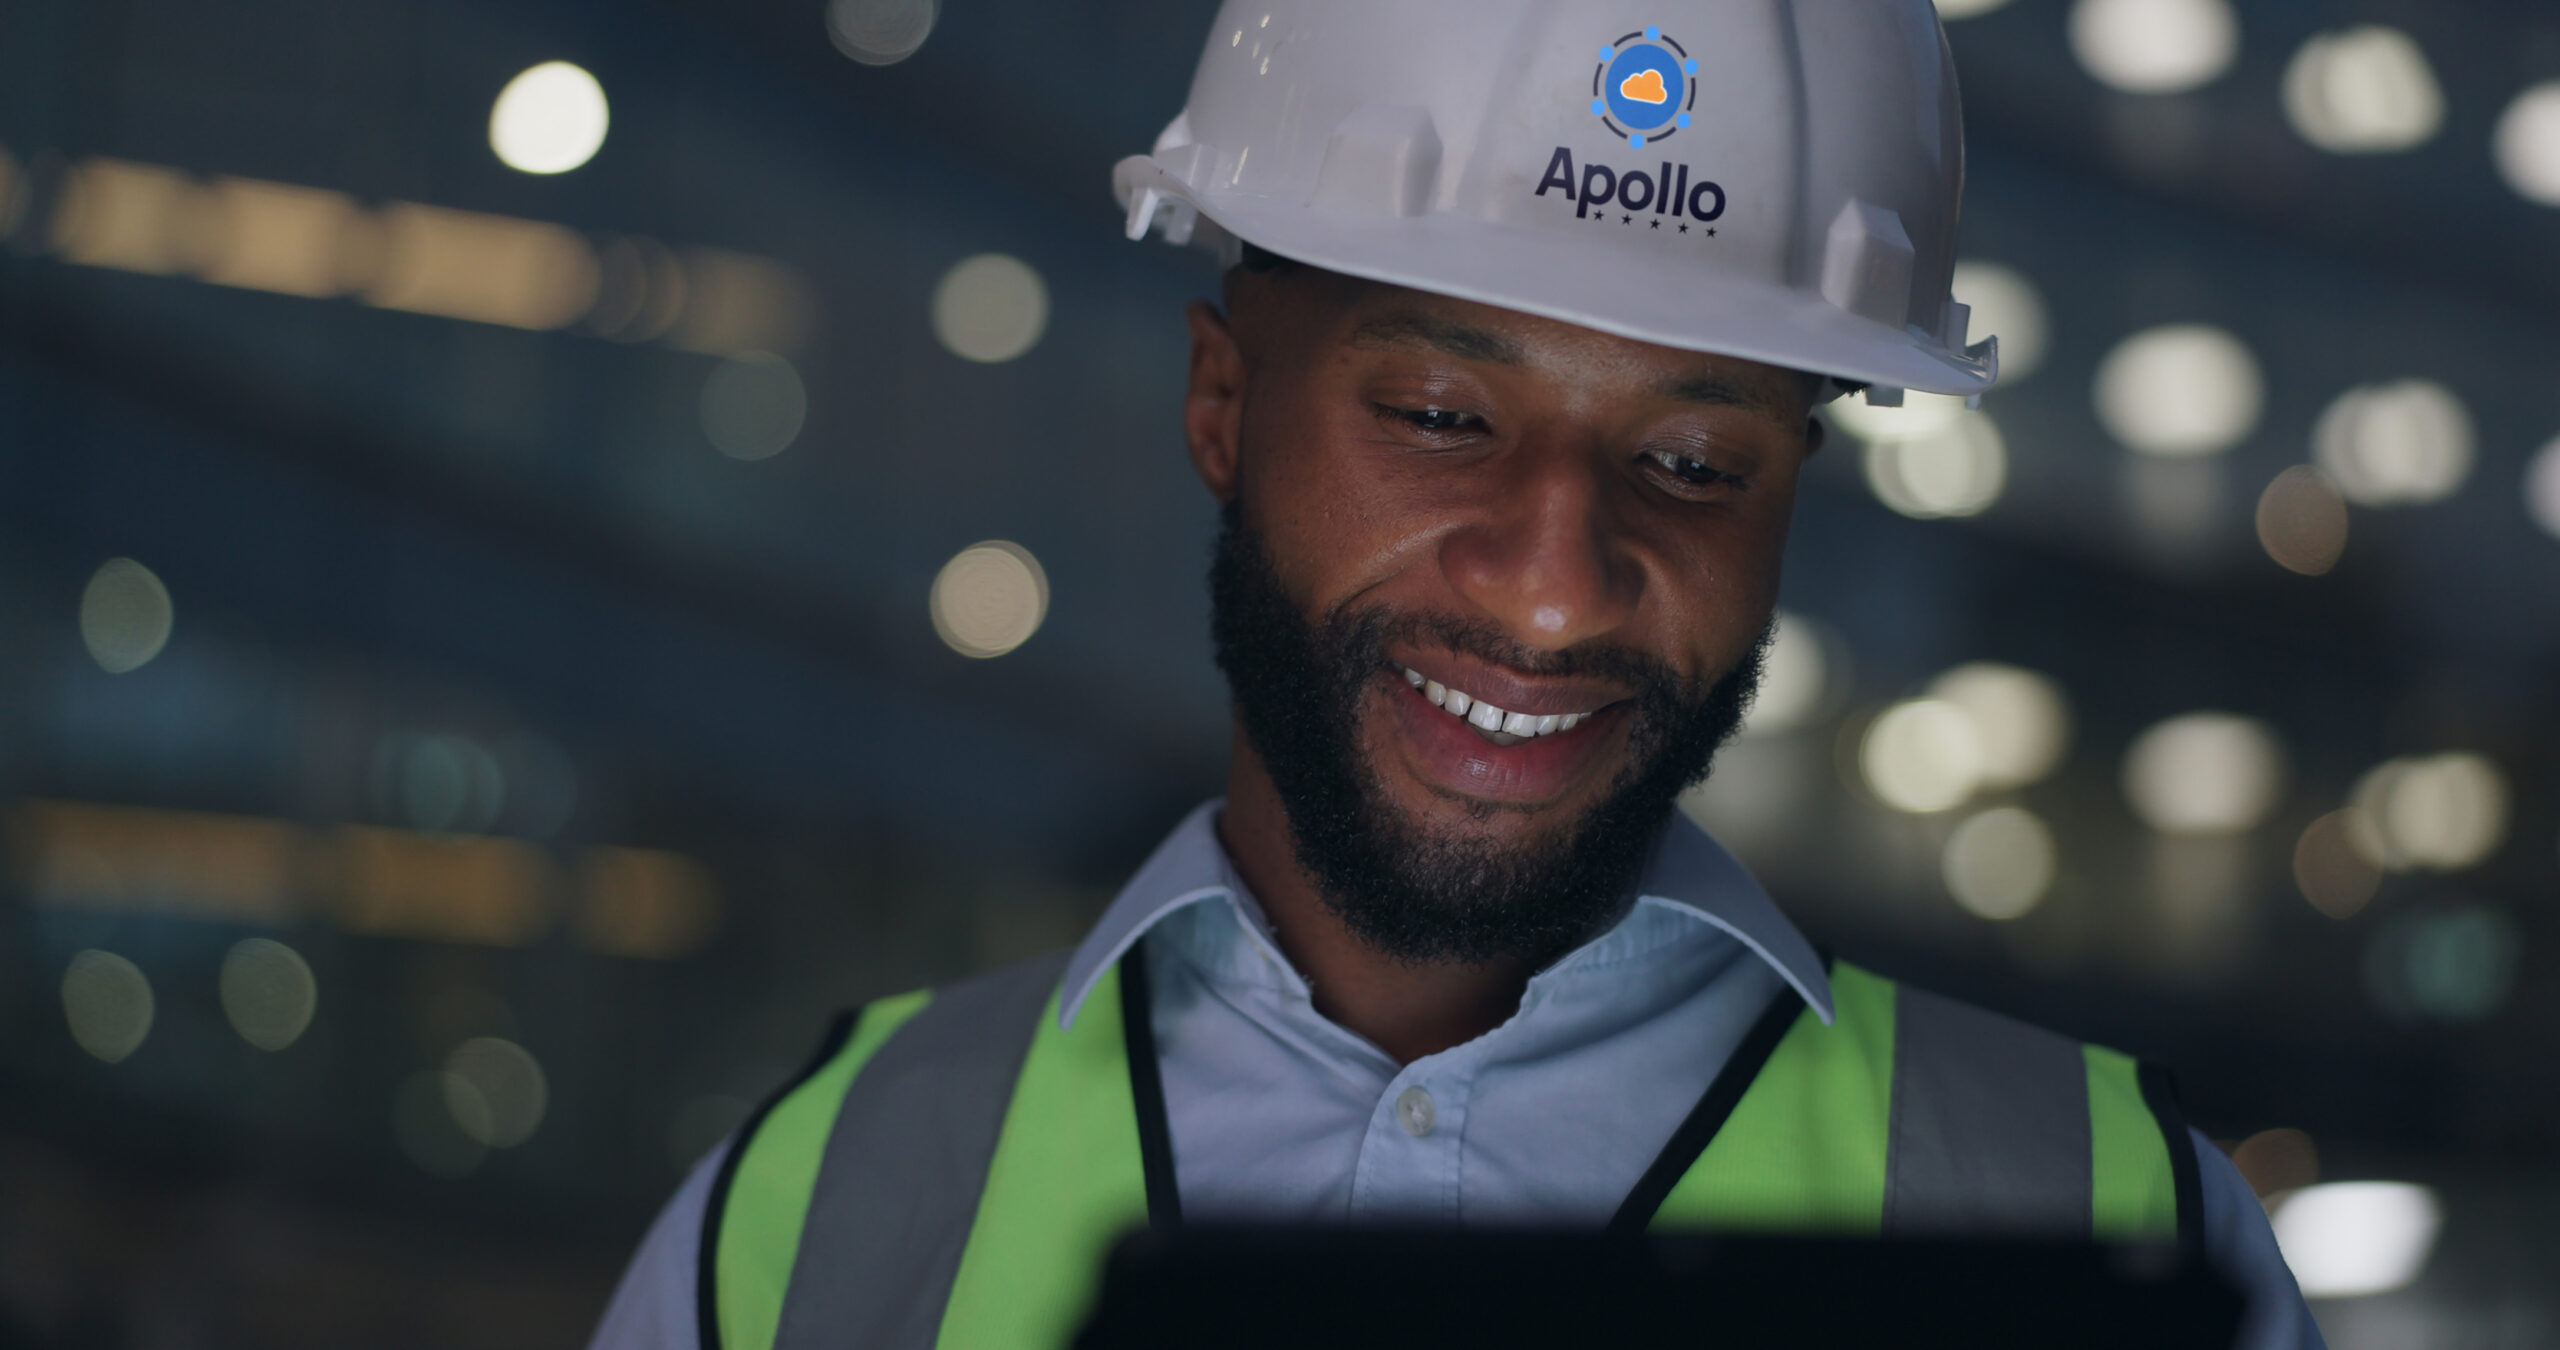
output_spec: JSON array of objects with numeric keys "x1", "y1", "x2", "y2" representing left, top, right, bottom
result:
[{"x1": 1117, "y1": 155, "x2": 1995, "y2": 399}]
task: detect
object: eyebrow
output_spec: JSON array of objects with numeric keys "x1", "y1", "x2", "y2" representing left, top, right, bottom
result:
[
  {"x1": 1346, "y1": 312, "x2": 1526, "y2": 366},
  {"x1": 1656, "y1": 372, "x2": 1792, "y2": 418}
]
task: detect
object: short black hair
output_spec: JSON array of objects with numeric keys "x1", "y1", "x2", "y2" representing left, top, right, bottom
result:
[{"x1": 1237, "y1": 240, "x2": 1299, "y2": 275}]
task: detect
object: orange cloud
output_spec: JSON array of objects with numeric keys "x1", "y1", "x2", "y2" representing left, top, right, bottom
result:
[{"x1": 1619, "y1": 68, "x2": 1669, "y2": 105}]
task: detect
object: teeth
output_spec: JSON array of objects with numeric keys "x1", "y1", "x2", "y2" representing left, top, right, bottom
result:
[{"x1": 1403, "y1": 668, "x2": 1600, "y2": 740}]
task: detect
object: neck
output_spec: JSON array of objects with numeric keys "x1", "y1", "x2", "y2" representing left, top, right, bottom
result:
[{"x1": 1215, "y1": 731, "x2": 1537, "y2": 1064}]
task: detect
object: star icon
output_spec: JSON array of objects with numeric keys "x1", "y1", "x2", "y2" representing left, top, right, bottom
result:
[
  {"x1": 1621, "y1": 214, "x2": 1633, "y2": 224},
  {"x1": 1706, "y1": 227, "x2": 1718, "y2": 237},
  {"x1": 1649, "y1": 218, "x2": 1660, "y2": 229},
  {"x1": 1677, "y1": 223, "x2": 1688, "y2": 233}
]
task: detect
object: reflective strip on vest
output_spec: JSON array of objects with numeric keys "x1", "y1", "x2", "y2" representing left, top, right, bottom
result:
[{"x1": 705, "y1": 954, "x2": 2185, "y2": 1350}]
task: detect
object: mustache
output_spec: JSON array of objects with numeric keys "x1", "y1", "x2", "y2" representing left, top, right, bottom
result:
[{"x1": 1322, "y1": 606, "x2": 1707, "y2": 706}]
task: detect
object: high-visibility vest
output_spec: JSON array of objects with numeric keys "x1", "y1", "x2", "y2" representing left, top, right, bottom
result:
[{"x1": 700, "y1": 948, "x2": 2198, "y2": 1350}]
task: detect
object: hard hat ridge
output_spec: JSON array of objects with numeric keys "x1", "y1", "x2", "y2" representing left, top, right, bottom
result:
[{"x1": 1115, "y1": 0, "x2": 1997, "y2": 402}]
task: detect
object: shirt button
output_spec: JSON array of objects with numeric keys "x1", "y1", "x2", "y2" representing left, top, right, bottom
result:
[{"x1": 1396, "y1": 1086, "x2": 1436, "y2": 1138}]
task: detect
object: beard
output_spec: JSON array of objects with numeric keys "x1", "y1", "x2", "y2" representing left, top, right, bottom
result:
[{"x1": 1208, "y1": 503, "x2": 1770, "y2": 968}]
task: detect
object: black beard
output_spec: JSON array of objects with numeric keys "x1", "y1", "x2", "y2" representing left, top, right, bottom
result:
[{"x1": 1208, "y1": 503, "x2": 1769, "y2": 968}]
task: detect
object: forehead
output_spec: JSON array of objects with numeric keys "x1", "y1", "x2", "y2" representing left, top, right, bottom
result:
[{"x1": 1258, "y1": 269, "x2": 1817, "y2": 421}]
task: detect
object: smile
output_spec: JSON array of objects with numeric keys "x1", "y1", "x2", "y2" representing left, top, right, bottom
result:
[{"x1": 1400, "y1": 667, "x2": 1600, "y2": 745}]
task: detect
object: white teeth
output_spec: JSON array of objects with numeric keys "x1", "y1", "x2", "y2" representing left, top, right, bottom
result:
[{"x1": 1407, "y1": 670, "x2": 1599, "y2": 739}]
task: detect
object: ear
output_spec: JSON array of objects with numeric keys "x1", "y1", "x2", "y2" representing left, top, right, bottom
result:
[{"x1": 1183, "y1": 299, "x2": 1247, "y2": 503}]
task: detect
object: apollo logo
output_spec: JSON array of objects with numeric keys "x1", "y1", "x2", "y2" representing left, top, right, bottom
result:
[{"x1": 1533, "y1": 146, "x2": 1727, "y2": 224}]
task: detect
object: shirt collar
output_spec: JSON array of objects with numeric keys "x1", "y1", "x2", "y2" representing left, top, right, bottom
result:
[{"x1": 1056, "y1": 799, "x2": 1833, "y2": 1029}]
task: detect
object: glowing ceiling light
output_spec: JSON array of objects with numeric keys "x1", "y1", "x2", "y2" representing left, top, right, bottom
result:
[
  {"x1": 931, "y1": 541, "x2": 1050, "y2": 658},
  {"x1": 489, "y1": 62, "x2": 610, "y2": 175},
  {"x1": 2351, "y1": 753, "x2": 2510, "y2": 872},
  {"x1": 1951, "y1": 259, "x2": 2051, "y2": 384},
  {"x1": 931, "y1": 253, "x2": 1050, "y2": 363},
  {"x1": 827, "y1": 0, "x2": 940, "y2": 66},
  {"x1": 2122, "y1": 712, "x2": 2286, "y2": 836},
  {"x1": 62, "y1": 950, "x2": 155, "y2": 1063},
  {"x1": 1926, "y1": 662, "x2": 2071, "y2": 789},
  {"x1": 2493, "y1": 82, "x2": 2560, "y2": 207},
  {"x1": 2094, "y1": 324, "x2": 2263, "y2": 457},
  {"x1": 2254, "y1": 465, "x2": 2349, "y2": 577},
  {"x1": 2282, "y1": 27, "x2": 2444, "y2": 154},
  {"x1": 1860, "y1": 699, "x2": 1986, "y2": 814},
  {"x1": 80, "y1": 557, "x2": 174, "y2": 674},
  {"x1": 1859, "y1": 412, "x2": 2008, "y2": 520},
  {"x1": 2068, "y1": 0, "x2": 2240, "y2": 96},
  {"x1": 2313, "y1": 380, "x2": 2473, "y2": 507},
  {"x1": 1942, "y1": 807, "x2": 2057, "y2": 921},
  {"x1": 2271, "y1": 1182, "x2": 2442, "y2": 1298}
]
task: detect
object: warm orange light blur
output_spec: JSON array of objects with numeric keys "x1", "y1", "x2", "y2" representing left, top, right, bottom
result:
[
  {"x1": 2256, "y1": 465, "x2": 2350, "y2": 576},
  {"x1": 2294, "y1": 808, "x2": 2384, "y2": 919},
  {"x1": 575, "y1": 846, "x2": 722, "y2": 959},
  {"x1": 364, "y1": 203, "x2": 600, "y2": 330}
]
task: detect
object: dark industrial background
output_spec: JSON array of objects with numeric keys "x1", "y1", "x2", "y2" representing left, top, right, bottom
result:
[{"x1": 2, "y1": 0, "x2": 2556, "y2": 1345}]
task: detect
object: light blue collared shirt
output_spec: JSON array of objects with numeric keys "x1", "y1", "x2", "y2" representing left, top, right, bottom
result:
[{"x1": 589, "y1": 801, "x2": 2325, "y2": 1349}]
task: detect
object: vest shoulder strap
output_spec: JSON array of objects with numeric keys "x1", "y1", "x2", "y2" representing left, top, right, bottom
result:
[{"x1": 701, "y1": 949, "x2": 1070, "y2": 1350}]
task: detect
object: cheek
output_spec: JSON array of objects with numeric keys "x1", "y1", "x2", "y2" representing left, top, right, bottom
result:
[{"x1": 1238, "y1": 401, "x2": 1431, "y2": 605}]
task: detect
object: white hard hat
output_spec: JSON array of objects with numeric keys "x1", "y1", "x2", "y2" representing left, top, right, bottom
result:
[{"x1": 1115, "y1": 0, "x2": 1996, "y2": 402}]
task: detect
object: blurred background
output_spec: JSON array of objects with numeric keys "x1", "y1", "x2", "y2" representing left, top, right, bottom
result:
[{"x1": 0, "y1": 0, "x2": 2555, "y2": 1344}]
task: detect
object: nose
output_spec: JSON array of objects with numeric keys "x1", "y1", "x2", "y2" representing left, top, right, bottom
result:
[{"x1": 1438, "y1": 444, "x2": 1643, "y2": 652}]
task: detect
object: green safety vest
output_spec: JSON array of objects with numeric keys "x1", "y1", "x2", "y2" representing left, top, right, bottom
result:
[{"x1": 699, "y1": 948, "x2": 2198, "y2": 1350}]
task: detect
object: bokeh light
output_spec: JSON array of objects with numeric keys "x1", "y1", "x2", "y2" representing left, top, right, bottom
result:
[
  {"x1": 929, "y1": 541, "x2": 1049, "y2": 658},
  {"x1": 2282, "y1": 27, "x2": 2444, "y2": 154},
  {"x1": 444, "y1": 1037, "x2": 548, "y2": 1148},
  {"x1": 2094, "y1": 325, "x2": 2263, "y2": 457},
  {"x1": 2350, "y1": 753, "x2": 2509, "y2": 872},
  {"x1": 2068, "y1": 0, "x2": 2240, "y2": 95},
  {"x1": 2122, "y1": 712, "x2": 2286, "y2": 836},
  {"x1": 827, "y1": 0, "x2": 939, "y2": 66},
  {"x1": 2313, "y1": 380, "x2": 2473, "y2": 507},
  {"x1": 1738, "y1": 609, "x2": 1833, "y2": 738},
  {"x1": 1926, "y1": 662, "x2": 2072, "y2": 789},
  {"x1": 488, "y1": 62, "x2": 609, "y2": 175},
  {"x1": 2493, "y1": 81, "x2": 2560, "y2": 207},
  {"x1": 1860, "y1": 699, "x2": 1986, "y2": 814},
  {"x1": 1935, "y1": 0, "x2": 2014, "y2": 17},
  {"x1": 699, "y1": 351, "x2": 807, "y2": 461},
  {"x1": 80, "y1": 557, "x2": 174, "y2": 674},
  {"x1": 2524, "y1": 434, "x2": 2560, "y2": 540},
  {"x1": 931, "y1": 253, "x2": 1049, "y2": 363},
  {"x1": 62, "y1": 949, "x2": 154, "y2": 1064},
  {"x1": 219, "y1": 938, "x2": 318, "y2": 1051},
  {"x1": 2294, "y1": 809, "x2": 2383, "y2": 920},
  {"x1": 1858, "y1": 413, "x2": 2007, "y2": 520},
  {"x1": 2272, "y1": 1182, "x2": 2443, "y2": 1298},
  {"x1": 1951, "y1": 260, "x2": 2051, "y2": 383},
  {"x1": 2255, "y1": 465, "x2": 2349, "y2": 576},
  {"x1": 2367, "y1": 906, "x2": 2521, "y2": 1023},
  {"x1": 1942, "y1": 807, "x2": 2058, "y2": 920}
]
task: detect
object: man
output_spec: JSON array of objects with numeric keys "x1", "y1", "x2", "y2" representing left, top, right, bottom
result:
[{"x1": 593, "y1": 2, "x2": 2325, "y2": 1347}]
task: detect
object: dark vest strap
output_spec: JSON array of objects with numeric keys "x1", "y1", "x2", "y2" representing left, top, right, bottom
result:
[
  {"x1": 2138, "y1": 1062, "x2": 2206, "y2": 1256},
  {"x1": 1119, "y1": 938, "x2": 1183, "y2": 1228},
  {"x1": 698, "y1": 1010, "x2": 860, "y2": 1350},
  {"x1": 1607, "y1": 976, "x2": 1806, "y2": 1234},
  {"x1": 1883, "y1": 984, "x2": 2092, "y2": 1236},
  {"x1": 770, "y1": 949, "x2": 1071, "y2": 1350}
]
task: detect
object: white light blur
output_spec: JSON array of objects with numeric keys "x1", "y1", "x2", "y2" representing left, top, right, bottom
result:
[
  {"x1": 1860, "y1": 699, "x2": 1986, "y2": 814},
  {"x1": 1943, "y1": 807, "x2": 2057, "y2": 921},
  {"x1": 488, "y1": 62, "x2": 610, "y2": 175},
  {"x1": 700, "y1": 352, "x2": 808, "y2": 461},
  {"x1": 2282, "y1": 27, "x2": 2444, "y2": 154},
  {"x1": 2351, "y1": 754, "x2": 2509, "y2": 872},
  {"x1": 1927, "y1": 662, "x2": 2072, "y2": 789},
  {"x1": 827, "y1": 0, "x2": 940, "y2": 66},
  {"x1": 1935, "y1": 0, "x2": 2014, "y2": 18},
  {"x1": 62, "y1": 949, "x2": 154, "y2": 1064},
  {"x1": 1740, "y1": 609, "x2": 1833, "y2": 738},
  {"x1": 2313, "y1": 380, "x2": 2473, "y2": 507},
  {"x1": 219, "y1": 938, "x2": 318, "y2": 1052},
  {"x1": 1860, "y1": 413, "x2": 2008, "y2": 520},
  {"x1": 1951, "y1": 259, "x2": 2051, "y2": 383},
  {"x1": 930, "y1": 541, "x2": 1049, "y2": 658},
  {"x1": 444, "y1": 1036, "x2": 548, "y2": 1148},
  {"x1": 2068, "y1": 0, "x2": 2240, "y2": 95},
  {"x1": 931, "y1": 253, "x2": 1049, "y2": 363},
  {"x1": 2122, "y1": 712, "x2": 2286, "y2": 835},
  {"x1": 2493, "y1": 82, "x2": 2560, "y2": 207},
  {"x1": 2094, "y1": 325, "x2": 2263, "y2": 457},
  {"x1": 2271, "y1": 1182, "x2": 2443, "y2": 1298},
  {"x1": 2524, "y1": 435, "x2": 2560, "y2": 540},
  {"x1": 80, "y1": 557, "x2": 174, "y2": 674}
]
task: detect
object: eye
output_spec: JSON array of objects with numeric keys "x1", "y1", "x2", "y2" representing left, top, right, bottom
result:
[
  {"x1": 1376, "y1": 404, "x2": 1486, "y2": 437},
  {"x1": 1644, "y1": 447, "x2": 1743, "y2": 490}
]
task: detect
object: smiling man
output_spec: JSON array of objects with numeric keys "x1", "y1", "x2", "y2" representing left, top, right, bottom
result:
[{"x1": 590, "y1": 4, "x2": 2324, "y2": 1349}]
